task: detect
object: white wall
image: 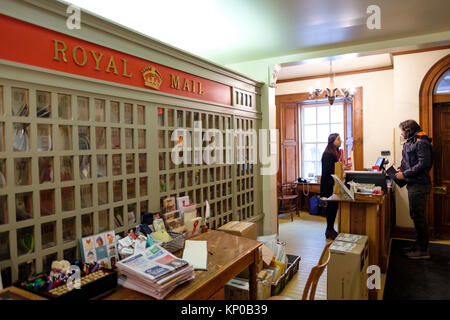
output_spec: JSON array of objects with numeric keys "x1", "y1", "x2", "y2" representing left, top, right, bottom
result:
[
  {"x1": 276, "y1": 48, "x2": 450, "y2": 228},
  {"x1": 276, "y1": 69, "x2": 395, "y2": 170}
]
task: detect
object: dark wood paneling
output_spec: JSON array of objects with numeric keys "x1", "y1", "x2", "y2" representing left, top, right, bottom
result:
[
  {"x1": 433, "y1": 103, "x2": 450, "y2": 238},
  {"x1": 279, "y1": 103, "x2": 299, "y2": 185}
]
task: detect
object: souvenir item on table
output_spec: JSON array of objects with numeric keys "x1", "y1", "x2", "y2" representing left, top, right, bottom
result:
[
  {"x1": 183, "y1": 204, "x2": 197, "y2": 225},
  {"x1": 164, "y1": 217, "x2": 183, "y2": 231},
  {"x1": 80, "y1": 230, "x2": 118, "y2": 269},
  {"x1": 14, "y1": 260, "x2": 117, "y2": 300},
  {"x1": 176, "y1": 196, "x2": 189, "y2": 218},
  {"x1": 153, "y1": 217, "x2": 166, "y2": 232},
  {"x1": 151, "y1": 230, "x2": 173, "y2": 243},
  {"x1": 163, "y1": 197, "x2": 176, "y2": 213},
  {"x1": 204, "y1": 200, "x2": 211, "y2": 226},
  {"x1": 185, "y1": 217, "x2": 202, "y2": 238}
]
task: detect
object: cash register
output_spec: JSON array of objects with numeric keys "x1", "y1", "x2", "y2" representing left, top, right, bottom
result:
[{"x1": 344, "y1": 157, "x2": 389, "y2": 193}]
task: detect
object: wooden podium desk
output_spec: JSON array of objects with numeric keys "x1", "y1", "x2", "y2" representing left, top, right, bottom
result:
[
  {"x1": 326, "y1": 189, "x2": 391, "y2": 273},
  {"x1": 106, "y1": 230, "x2": 262, "y2": 300}
]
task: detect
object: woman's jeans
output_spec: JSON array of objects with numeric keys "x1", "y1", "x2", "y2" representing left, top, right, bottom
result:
[{"x1": 407, "y1": 183, "x2": 432, "y2": 251}]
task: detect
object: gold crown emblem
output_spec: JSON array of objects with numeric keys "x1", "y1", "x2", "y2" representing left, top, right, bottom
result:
[{"x1": 141, "y1": 66, "x2": 162, "y2": 90}]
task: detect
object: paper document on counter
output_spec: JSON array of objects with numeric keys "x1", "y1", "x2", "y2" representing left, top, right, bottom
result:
[{"x1": 182, "y1": 240, "x2": 208, "y2": 270}]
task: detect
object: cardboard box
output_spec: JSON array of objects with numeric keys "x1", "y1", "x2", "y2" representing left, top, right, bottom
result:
[
  {"x1": 236, "y1": 246, "x2": 263, "y2": 279},
  {"x1": 261, "y1": 244, "x2": 274, "y2": 267},
  {"x1": 218, "y1": 221, "x2": 256, "y2": 240},
  {"x1": 224, "y1": 278, "x2": 249, "y2": 300},
  {"x1": 327, "y1": 237, "x2": 369, "y2": 300}
]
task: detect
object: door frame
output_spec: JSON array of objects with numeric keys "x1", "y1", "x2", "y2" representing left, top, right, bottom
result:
[{"x1": 418, "y1": 54, "x2": 450, "y2": 238}]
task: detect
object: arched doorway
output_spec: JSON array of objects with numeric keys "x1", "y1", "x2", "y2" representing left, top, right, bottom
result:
[{"x1": 419, "y1": 54, "x2": 450, "y2": 239}]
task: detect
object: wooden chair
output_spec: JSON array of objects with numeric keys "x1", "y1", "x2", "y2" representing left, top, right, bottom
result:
[
  {"x1": 268, "y1": 241, "x2": 333, "y2": 300},
  {"x1": 277, "y1": 182, "x2": 299, "y2": 222}
]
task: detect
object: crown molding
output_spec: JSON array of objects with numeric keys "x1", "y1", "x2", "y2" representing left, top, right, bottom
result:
[{"x1": 277, "y1": 65, "x2": 393, "y2": 84}]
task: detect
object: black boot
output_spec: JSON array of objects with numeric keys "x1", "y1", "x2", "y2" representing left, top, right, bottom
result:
[{"x1": 325, "y1": 229, "x2": 337, "y2": 240}]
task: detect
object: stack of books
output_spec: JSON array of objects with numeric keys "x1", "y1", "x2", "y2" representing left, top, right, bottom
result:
[{"x1": 116, "y1": 244, "x2": 194, "y2": 299}]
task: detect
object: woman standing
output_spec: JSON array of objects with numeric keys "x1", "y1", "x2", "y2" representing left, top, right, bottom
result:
[{"x1": 320, "y1": 133, "x2": 342, "y2": 240}]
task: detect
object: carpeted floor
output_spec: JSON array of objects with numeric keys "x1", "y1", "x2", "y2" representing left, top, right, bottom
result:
[{"x1": 383, "y1": 239, "x2": 450, "y2": 300}]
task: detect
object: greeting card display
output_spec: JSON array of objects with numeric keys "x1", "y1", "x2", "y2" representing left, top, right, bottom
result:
[{"x1": 80, "y1": 231, "x2": 118, "y2": 269}]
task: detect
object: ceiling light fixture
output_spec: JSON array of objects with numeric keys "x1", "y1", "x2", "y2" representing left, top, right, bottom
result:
[{"x1": 309, "y1": 60, "x2": 355, "y2": 105}]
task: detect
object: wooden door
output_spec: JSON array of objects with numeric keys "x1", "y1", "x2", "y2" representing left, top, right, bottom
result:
[
  {"x1": 279, "y1": 103, "x2": 299, "y2": 184},
  {"x1": 433, "y1": 102, "x2": 450, "y2": 238}
]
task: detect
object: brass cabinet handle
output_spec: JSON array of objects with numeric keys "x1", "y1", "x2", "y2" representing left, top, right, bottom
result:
[{"x1": 433, "y1": 186, "x2": 447, "y2": 195}]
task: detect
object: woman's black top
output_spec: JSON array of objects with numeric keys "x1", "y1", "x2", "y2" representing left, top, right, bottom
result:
[{"x1": 320, "y1": 151, "x2": 338, "y2": 198}]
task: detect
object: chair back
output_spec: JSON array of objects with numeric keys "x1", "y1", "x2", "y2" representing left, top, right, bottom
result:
[
  {"x1": 280, "y1": 182, "x2": 298, "y2": 196},
  {"x1": 301, "y1": 241, "x2": 332, "y2": 300}
]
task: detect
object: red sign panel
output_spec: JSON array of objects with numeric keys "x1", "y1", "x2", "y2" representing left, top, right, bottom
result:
[{"x1": 0, "y1": 14, "x2": 232, "y2": 106}]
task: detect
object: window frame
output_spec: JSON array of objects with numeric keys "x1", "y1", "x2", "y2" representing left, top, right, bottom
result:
[{"x1": 299, "y1": 101, "x2": 346, "y2": 179}]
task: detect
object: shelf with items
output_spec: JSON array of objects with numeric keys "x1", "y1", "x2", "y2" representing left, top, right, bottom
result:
[{"x1": 40, "y1": 189, "x2": 55, "y2": 217}]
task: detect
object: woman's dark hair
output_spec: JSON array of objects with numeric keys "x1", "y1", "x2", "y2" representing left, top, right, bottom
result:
[
  {"x1": 323, "y1": 133, "x2": 340, "y2": 160},
  {"x1": 399, "y1": 120, "x2": 421, "y2": 138}
]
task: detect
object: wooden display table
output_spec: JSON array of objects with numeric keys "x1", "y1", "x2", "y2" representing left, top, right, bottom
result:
[
  {"x1": 106, "y1": 230, "x2": 262, "y2": 300},
  {"x1": 1, "y1": 230, "x2": 262, "y2": 300}
]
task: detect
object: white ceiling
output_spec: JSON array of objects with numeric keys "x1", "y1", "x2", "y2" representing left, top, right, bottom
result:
[
  {"x1": 65, "y1": 0, "x2": 450, "y2": 66},
  {"x1": 277, "y1": 53, "x2": 392, "y2": 80}
]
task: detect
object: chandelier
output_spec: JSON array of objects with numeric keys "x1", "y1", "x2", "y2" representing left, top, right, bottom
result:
[{"x1": 309, "y1": 60, "x2": 355, "y2": 105}]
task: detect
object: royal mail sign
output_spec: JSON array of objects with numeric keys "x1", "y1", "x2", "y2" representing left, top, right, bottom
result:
[{"x1": 0, "y1": 14, "x2": 232, "y2": 106}]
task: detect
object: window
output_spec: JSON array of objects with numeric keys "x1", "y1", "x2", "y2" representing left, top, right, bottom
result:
[
  {"x1": 434, "y1": 69, "x2": 450, "y2": 94},
  {"x1": 301, "y1": 103, "x2": 344, "y2": 179}
]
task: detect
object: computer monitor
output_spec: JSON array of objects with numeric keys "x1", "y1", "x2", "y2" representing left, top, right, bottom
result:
[
  {"x1": 375, "y1": 157, "x2": 386, "y2": 171},
  {"x1": 344, "y1": 171, "x2": 387, "y2": 192}
]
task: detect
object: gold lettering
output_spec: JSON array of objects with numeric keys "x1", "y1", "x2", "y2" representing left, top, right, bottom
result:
[
  {"x1": 183, "y1": 79, "x2": 190, "y2": 92},
  {"x1": 90, "y1": 50, "x2": 104, "y2": 71},
  {"x1": 170, "y1": 75, "x2": 180, "y2": 90},
  {"x1": 198, "y1": 81, "x2": 204, "y2": 95},
  {"x1": 191, "y1": 80, "x2": 196, "y2": 94},
  {"x1": 122, "y1": 59, "x2": 132, "y2": 78},
  {"x1": 106, "y1": 56, "x2": 119, "y2": 75},
  {"x1": 53, "y1": 39, "x2": 68, "y2": 62},
  {"x1": 72, "y1": 46, "x2": 87, "y2": 66}
]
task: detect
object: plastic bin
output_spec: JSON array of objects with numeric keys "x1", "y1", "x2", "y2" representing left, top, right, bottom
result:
[
  {"x1": 271, "y1": 254, "x2": 301, "y2": 296},
  {"x1": 309, "y1": 196, "x2": 320, "y2": 215}
]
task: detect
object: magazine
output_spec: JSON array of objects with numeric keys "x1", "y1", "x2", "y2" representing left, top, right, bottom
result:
[{"x1": 117, "y1": 244, "x2": 189, "y2": 282}]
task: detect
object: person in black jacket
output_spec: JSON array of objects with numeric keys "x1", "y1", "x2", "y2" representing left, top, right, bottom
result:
[
  {"x1": 320, "y1": 133, "x2": 342, "y2": 240},
  {"x1": 396, "y1": 120, "x2": 433, "y2": 259}
]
